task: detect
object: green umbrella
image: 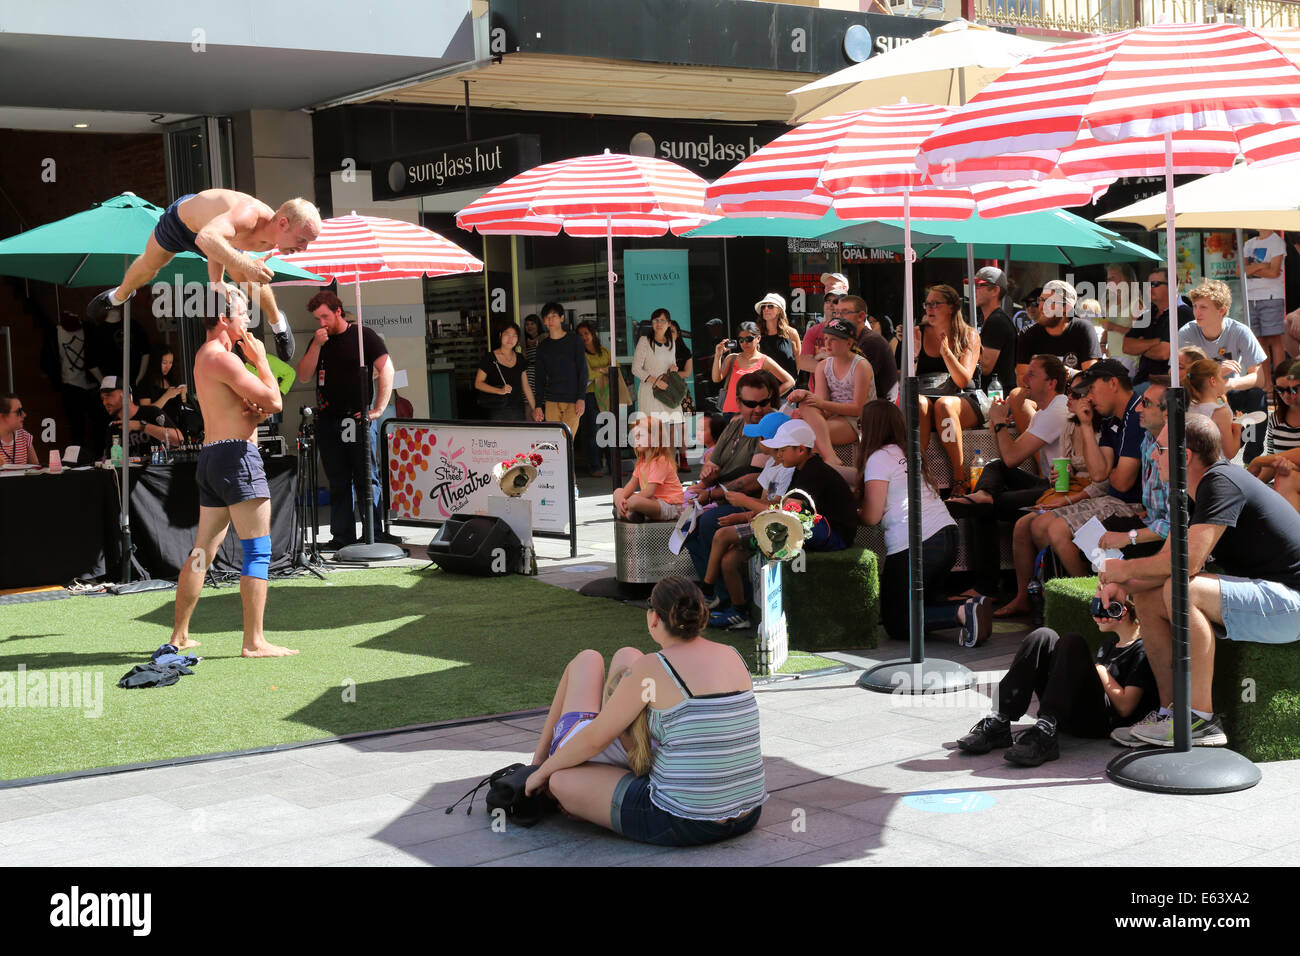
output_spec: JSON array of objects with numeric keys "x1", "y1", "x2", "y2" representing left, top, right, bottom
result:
[
  {"x1": 685, "y1": 210, "x2": 959, "y2": 245},
  {"x1": 0, "y1": 192, "x2": 326, "y2": 587},
  {"x1": 867, "y1": 208, "x2": 1160, "y2": 265}
]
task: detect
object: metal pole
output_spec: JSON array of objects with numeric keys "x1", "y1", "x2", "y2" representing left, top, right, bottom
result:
[
  {"x1": 120, "y1": 257, "x2": 132, "y2": 583},
  {"x1": 607, "y1": 216, "x2": 624, "y2": 492},
  {"x1": 965, "y1": 243, "x2": 977, "y2": 330}
]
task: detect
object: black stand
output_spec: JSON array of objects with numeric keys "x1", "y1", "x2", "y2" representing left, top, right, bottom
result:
[
  {"x1": 336, "y1": 414, "x2": 405, "y2": 564},
  {"x1": 291, "y1": 410, "x2": 327, "y2": 581},
  {"x1": 859, "y1": 375, "x2": 974, "y2": 695},
  {"x1": 1106, "y1": 387, "x2": 1260, "y2": 793}
]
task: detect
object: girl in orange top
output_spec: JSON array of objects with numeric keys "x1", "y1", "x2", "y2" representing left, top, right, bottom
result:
[{"x1": 614, "y1": 418, "x2": 685, "y2": 520}]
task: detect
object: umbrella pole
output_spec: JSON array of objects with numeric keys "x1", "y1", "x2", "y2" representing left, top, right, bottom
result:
[
  {"x1": 120, "y1": 269, "x2": 133, "y2": 584},
  {"x1": 607, "y1": 218, "x2": 624, "y2": 494},
  {"x1": 859, "y1": 186, "x2": 972, "y2": 695},
  {"x1": 1106, "y1": 133, "x2": 1258, "y2": 793},
  {"x1": 337, "y1": 276, "x2": 403, "y2": 563},
  {"x1": 965, "y1": 244, "x2": 977, "y2": 328}
]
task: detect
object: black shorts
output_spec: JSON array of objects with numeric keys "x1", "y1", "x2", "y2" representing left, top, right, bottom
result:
[
  {"x1": 153, "y1": 194, "x2": 202, "y2": 256},
  {"x1": 196, "y1": 439, "x2": 269, "y2": 508}
]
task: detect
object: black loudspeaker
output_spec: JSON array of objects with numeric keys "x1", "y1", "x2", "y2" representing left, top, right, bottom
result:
[{"x1": 427, "y1": 515, "x2": 523, "y2": 576}]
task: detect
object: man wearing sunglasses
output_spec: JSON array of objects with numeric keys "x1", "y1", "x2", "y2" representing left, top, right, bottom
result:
[
  {"x1": 683, "y1": 370, "x2": 783, "y2": 586},
  {"x1": 1009, "y1": 280, "x2": 1100, "y2": 434},
  {"x1": 973, "y1": 267, "x2": 1017, "y2": 400},
  {"x1": 0, "y1": 394, "x2": 39, "y2": 467},
  {"x1": 798, "y1": 273, "x2": 849, "y2": 376},
  {"x1": 1123, "y1": 267, "x2": 1190, "y2": 390},
  {"x1": 1099, "y1": 413, "x2": 1300, "y2": 747}
]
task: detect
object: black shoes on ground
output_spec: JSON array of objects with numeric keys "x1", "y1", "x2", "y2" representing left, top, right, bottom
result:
[
  {"x1": 957, "y1": 716, "x2": 1012, "y2": 754},
  {"x1": 1003, "y1": 726, "x2": 1060, "y2": 767}
]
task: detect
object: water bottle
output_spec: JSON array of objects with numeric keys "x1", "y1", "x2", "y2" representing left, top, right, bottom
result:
[
  {"x1": 986, "y1": 375, "x2": 1004, "y2": 404},
  {"x1": 1027, "y1": 578, "x2": 1045, "y2": 629},
  {"x1": 969, "y1": 448, "x2": 986, "y2": 490},
  {"x1": 110, "y1": 436, "x2": 123, "y2": 468}
]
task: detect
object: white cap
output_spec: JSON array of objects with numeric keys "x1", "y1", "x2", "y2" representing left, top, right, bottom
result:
[
  {"x1": 765, "y1": 419, "x2": 816, "y2": 449},
  {"x1": 99, "y1": 375, "x2": 121, "y2": 391},
  {"x1": 820, "y1": 272, "x2": 849, "y2": 295}
]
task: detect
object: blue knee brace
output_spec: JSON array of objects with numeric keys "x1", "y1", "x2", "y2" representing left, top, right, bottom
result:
[{"x1": 241, "y1": 535, "x2": 272, "y2": 580}]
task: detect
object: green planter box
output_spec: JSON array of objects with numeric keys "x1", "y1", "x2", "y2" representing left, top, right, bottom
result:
[{"x1": 778, "y1": 546, "x2": 880, "y2": 652}]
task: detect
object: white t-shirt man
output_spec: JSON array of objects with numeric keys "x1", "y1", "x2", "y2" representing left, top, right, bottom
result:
[
  {"x1": 864, "y1": 443, "x2": 956, "y2": 554},
  {"x1": 1025, "y1": 392, "x2": 1070, "y2": 478},
  {"x1": 756, "y1": 458, "x2": 794, "y2": 498},
  {"x1": 1244, "y1": 232, "x2": 1287, "y2": 301}
]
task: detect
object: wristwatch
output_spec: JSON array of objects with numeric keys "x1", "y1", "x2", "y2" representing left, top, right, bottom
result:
[
  {"x1": 993, "y1": 423, "x2": 1009, "y2": 433},
  {"x1": 1128, "y1": 529, "x2": 1139, "y2": 546}
]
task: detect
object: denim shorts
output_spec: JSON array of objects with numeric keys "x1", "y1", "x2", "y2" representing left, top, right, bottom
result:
[
  {"x1": 1248, "y1": 298, "x2": 1285, "y2": 338},
  {"x1": 609, "y1": 773, "x2": 761, "y2": 847},
  {"x1": 1216, "y1": 575, "x2": 1300, "y2": 644}
]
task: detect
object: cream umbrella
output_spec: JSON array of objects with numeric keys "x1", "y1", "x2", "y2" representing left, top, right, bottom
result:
[
  {"x1": 787, "y1": 19, "x2": 1050, "y2": 122},
  {"x1": 1100, "y1": 160, "x2": 1300, "y2": 232}
]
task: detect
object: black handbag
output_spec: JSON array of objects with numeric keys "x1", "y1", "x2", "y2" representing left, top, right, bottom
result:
[
  {"x1": 445, "y1": 762, "x2": 555, "y2": 828},
  {"x1": 478, "y1": 360, "x2": 510, "y2": 410}
]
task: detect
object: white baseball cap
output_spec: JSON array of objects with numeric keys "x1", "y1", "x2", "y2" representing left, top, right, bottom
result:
[
  {"x1": 765, "y1": 419, "x2": 816, "y2": 450},
  {"x1": 820, "y1": 272, "x2": 849, "y2": 295}
]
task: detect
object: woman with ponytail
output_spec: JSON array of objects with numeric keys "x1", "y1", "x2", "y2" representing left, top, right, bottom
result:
[{"x1": 527, "y1": 576, "x2": 766, "y2": 846}]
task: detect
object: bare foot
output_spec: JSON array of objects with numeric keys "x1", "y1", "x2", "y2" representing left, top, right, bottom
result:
[
  {"x1": 994, "y1": 600, "x2": 1030, "y2": 619},
  {"x1": 174, "y1": 636, "x2": 201, "y2": 650},
  {"x1": 242, "y1": 642, "x2": 299, "y2": 658}
]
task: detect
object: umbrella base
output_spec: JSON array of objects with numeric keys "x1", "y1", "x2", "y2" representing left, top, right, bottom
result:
[
  {"x1": 335, "y1": 542, "x2": 407, "y2": 563},
  {"x1": 857, "y1": 658, "x2": 974, "y2": 695},
  {"x1": 1106, "y1": 746, "x2": 1260, "y2": 795}
]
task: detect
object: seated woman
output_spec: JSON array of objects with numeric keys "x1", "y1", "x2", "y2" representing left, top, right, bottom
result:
[
  {"x1": 613, "y1": 419, "x2": 684, "y2": 521},
  {"x1": 1000, "y1": 371, "x2": 1111, "y2": 618},
  {"x1": 0, "y1": 394, "x2": 38, "y2": 467},
  {"x1": 525, "y1": 577, "x2": 766, "y2": 847},
  {"x1": 784, "y1": 318, "x2": 873, "y2": 470},
  {"x1": 857, "y1": 400, "x2": 990, "y2": 647},
  {"x1": 956, "y1": 591, "x2": 1158, "y2": 766},
  {"x1": 713, "y1": 322, "x2": 795, "y2": 417},
  {"x1": 1185, "y1": 358, "x2": 1240, "y2": 461},
  {"x1": 1249, "y1": 359, "x2": 1300, "y2": 489},
  {"x1": 914, "y1": 284, "x2": 984, "y2": 491}
]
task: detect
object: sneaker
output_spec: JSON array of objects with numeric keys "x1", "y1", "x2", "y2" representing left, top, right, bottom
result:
[
  {"x1": 273, "y1": 328, "x2": 296, "y2": 362},
  {"x1": 1109, "y1": 725, "x2": 1154, "y2": 749},
  {"x1": 1132, "y1": 711, "x2": 1228, "y2": 748},
  {"x1": 709, "y1": 607, "x2": 749, "y2": 630},
  {"x1": 958, "y1": 597, "x2": 992, "y2": 648},
  {"x1": 705, "y1": 592, "x2": 724, "y2": 610},
  {"x1": 86, "y1": 288, "x2": 120, "y2": 323},
  {"x1": 956, "y1": 716, "x2": 1012, "y2": 754},
  {"x1": 1004, "y1": 726, "x2": 1060, "y2": 767}
]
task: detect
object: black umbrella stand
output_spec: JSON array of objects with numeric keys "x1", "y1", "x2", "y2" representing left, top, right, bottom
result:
[{"x1": 1106, "y1": 388, "x2": 1260, "y2": 793}]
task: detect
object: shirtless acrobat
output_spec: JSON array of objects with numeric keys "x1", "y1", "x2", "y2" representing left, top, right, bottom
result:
[
  {"x1": 86, "y1": 189, "x2": 321, "y2": 361},
  {"x1": 170, "y1": 289, "x2": 298, "y2": 658}
]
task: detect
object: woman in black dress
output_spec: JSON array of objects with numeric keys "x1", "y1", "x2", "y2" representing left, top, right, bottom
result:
[
  {"x1": 754, "y1": 293, "x2": 801, "y2": 381},
  {"x1": 475, "y1": 322, "x2": 536, "y2": 421},
  {"x1": 139, "y1": 346, "x2": 188, "y2": 424}
]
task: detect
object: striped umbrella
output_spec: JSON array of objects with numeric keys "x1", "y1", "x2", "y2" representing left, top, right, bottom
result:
[
  {"x1": 456, "y1": 151, "x2": 715, "y2": 489},
  {"x1": 916, "y1": 21, "x2": 1300, "y2": 790},
  {"x1": 276, "y1": 214, "x2": 483, "y2": 555}
]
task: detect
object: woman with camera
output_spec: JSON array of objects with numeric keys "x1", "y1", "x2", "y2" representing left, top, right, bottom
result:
[
  {"x1": 956, "y1": 591, "x2": 1158, "y2": 766},
  {"x1": 713, "y1": 321, "x2": 795, "y2": 417}
]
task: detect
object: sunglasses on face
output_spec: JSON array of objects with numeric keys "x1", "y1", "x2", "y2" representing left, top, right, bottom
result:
[
  {"x1": 1279, "y1": 386, "x2": 1300, "y2": 396},
  {"x1": 1140, "y1": 396, "x2": 1168, "y2": 410},
  {"x1": 738, "y1": 335, "x2": 757, "y2": 344},
  {"x1": 738, "y1": 397, "x2": 772, "y2": 409},
  {"x1": 923, "y1": 301, "x2": 946, "y2": 309},
  {"x1": 1149, "y1": 280, "x2": 1168, "y2": 288},
  {"x1": 1069, "y1": 385, "x2": 1091, "y2": 398}
]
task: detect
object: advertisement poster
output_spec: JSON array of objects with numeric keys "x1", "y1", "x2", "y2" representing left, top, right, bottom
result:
[
  {"x1": 1203, "y1": 231, "x2": 1245, "y2": 323},
  {"x1": 623, "y1": 250, "x2": 692, "y2": 399},
  {"x1": 1157, "y1": 232, "x2": 1202, "y2": 292},
  {"x1": 384, "y1": 421, "x2": 572, "y2": 535}
]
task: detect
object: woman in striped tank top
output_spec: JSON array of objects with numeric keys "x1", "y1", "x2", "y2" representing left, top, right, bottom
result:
[{"x1": 527, "y1": 577, "x2": 767, "y2": 846}]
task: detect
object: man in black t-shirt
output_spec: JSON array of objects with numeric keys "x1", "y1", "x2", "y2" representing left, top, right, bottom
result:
[
  {"x1": 973, "y1": 266, "x2": 1016, "y2": 396},
  {"x1": 295, "y1": 290, "x2": 394, "y2": 548},
  {"x1": 837, "y1": 296, "x2": 899, "y2": 402},
  {"x1": 764, "y1": 419, "x2": 857, "y2": 549},
  {"x1": 1123, "y1": 267, "x2": 1191, "y2": 387},
  {"x1": 1009, "y1": 280, "x2": 1100, "y2": 433},
  {"x1": 1099, "y1": 413, "x2": 1300, "y2": 748},
  {"x1": 99, "y1": 376, "x2": 182, "y2": 457}
]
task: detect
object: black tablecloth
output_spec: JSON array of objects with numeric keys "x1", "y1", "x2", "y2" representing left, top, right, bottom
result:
[
  {"x1": 0, "y1": 469, "x2": 119, "y2": 588},
  {"x1": 0, "y1": 457, "x2": 298, "y2": 588},
  {"x1": 129, "y1": 457, "x2": 298, "y2": 579}
]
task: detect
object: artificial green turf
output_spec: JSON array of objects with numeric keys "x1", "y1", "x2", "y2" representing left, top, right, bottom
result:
[{"x1": 0, "y1": 568, "x2": 838, "y2": 781}]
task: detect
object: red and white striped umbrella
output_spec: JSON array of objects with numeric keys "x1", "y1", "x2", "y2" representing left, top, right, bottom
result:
[
  {"x1": 455, "y1": 151, "x2": 714, "y2": 236},
  {"x1": 276, "y1": 214, "x2": 483, "y2": 283},
  {"x1": 916, "y1": 23, "x2": 1300, "y2": 183}
]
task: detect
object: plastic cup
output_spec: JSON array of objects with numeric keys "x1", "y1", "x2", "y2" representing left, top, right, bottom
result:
[
  {"x1": 1053, "y1": 458, "x2": 1070, "y2": 493},
  {"x1": 48, "y1": 450, "x2": 61, "y2": 473}
]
